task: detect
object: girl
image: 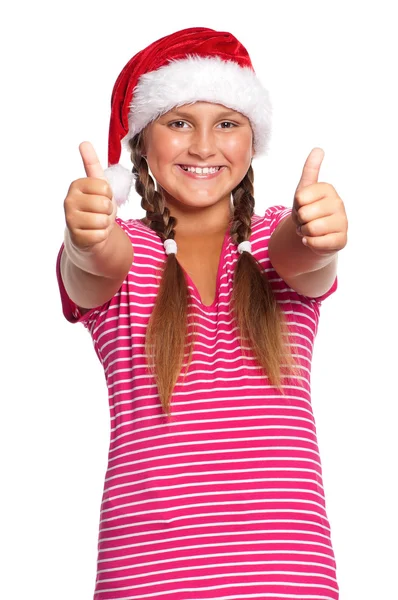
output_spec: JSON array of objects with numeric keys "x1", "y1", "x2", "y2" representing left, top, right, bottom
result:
[{"x1": 57, "y1": 27, "x2": 347, "y2": 600}]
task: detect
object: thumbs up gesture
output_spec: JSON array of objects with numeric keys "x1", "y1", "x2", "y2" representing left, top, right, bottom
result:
[
  {"x1": 293, "y1": 148, "x2": 348, "y2": 256},
  {"x1": 64, "y1": 142, "x2": 117, "y2": 251}
]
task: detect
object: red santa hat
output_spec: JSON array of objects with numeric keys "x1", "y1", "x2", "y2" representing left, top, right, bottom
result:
[{"x1": 104, "y1": 27, "x2": 272, "y2": 206}]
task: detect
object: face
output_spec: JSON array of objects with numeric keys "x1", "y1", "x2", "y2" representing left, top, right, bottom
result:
[{"x1": 142, "y1": 102, "x2": 254, "y2": 211}]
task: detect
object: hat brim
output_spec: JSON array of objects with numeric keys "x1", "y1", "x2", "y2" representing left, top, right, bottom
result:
[{"x1": 121, "y1": 54, "x2": 272, "y2": 155}]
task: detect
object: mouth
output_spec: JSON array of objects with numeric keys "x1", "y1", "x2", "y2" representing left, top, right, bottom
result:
[
  {"x1": 179, "y1": 165, "x2": 223, "y2": 174},
  {"x1": 177, "y1": 164, "x2": 225, "y2": 179}
]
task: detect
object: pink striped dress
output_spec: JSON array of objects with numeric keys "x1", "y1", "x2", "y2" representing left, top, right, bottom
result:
[{"x1": 56, "y1": 205, "x2": 339, "y2": 600}]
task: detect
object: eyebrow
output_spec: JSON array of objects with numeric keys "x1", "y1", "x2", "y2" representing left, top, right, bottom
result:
[{"x1": 165, "y1": 108, "x2": 243, "y2": 120}]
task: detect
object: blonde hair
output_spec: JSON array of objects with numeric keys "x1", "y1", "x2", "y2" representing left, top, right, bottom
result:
[{"x1": 129, "y1": 133, "x2": 298, "y2": 418}]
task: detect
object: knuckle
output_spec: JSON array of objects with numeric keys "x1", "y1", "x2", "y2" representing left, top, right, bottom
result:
[
  {"x1": 99, "y1": 214, "x2": 111, "y2": 229},
  {"x1": 311, "y1": 221, "x2": 324, "y2": 236},
  {"x1": 71, "y1": 231, "x2": 84, "y2": 247},
  {"x1": 95, "y1": 229, "x2": 108, "y2": 244},
  {"x1": 68, "y1": 179, "x2": 79, "y2": 192},
  {"x1": 96, "y1": 179, "x2": 112, "y2": 197},
  {"x1": 64, "y1": 190, "x2": 77, "y2": 209},
  {"x1": 304, "y1": 222, "x2": 315, "y2": 236},
  {"x1": 104, "y1": 198, "x2": 114, "y2": 214},
  {"x1": 297, "y1": 207, "x2": 307, "y2": 223},
  {"x1": 72, "y1": 178, "x2": 87, "y2": 191},
  {"x1": 65, "y1": 213, "x2": 77, "y2": 230}
]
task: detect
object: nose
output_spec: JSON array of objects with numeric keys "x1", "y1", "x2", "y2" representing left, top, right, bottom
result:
[{"x1": 188, "y1": 127, "x2": 217, "y2": 160}]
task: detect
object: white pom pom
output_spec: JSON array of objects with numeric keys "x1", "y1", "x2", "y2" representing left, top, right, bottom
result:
[{"x1": 103, "y1": 164, "x2": 134, "y2": 207}]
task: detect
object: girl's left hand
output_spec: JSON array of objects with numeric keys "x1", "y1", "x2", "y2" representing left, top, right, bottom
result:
[{"x1": 292, "y1": 148, "x2": 348, "y2": 256}]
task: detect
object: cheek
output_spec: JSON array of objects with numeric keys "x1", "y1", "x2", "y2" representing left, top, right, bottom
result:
[
  {"x1": 223, "y1": 131, "x2": 253, "y2": 160},
  {"x1": 147, "y1": 135, "x2": 185, "y2": 170}
]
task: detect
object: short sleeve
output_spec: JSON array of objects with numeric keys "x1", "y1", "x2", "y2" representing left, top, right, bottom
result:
[
  {"x1": 265, "y1": 204, "x2": 293, "y2": 236},
  {"x1": 55, "y1": 244, "x2": 109, "y2": 327},
  {"x1": 56, "y1": 217, "x2": 137, "y2": 327},
  {"x1": 263, "y1": 204, "x2": 338, "y2": 305},
  {"x1": 306, "y1": 275, "x2": 338, "y2": 304}
]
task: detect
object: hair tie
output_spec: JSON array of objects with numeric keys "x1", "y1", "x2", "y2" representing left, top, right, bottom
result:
[
  {"x1": 237, "y1": 240, "x2": 252, "y2": 255},
  {"x1": 164, "y1": 238, "x2": 177, "y2": 255}
]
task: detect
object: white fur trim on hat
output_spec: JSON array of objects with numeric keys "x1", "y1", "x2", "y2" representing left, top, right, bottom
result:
[
  {"x1": 122, "y1": 55, "x2": 272, "y2": 155},
  {"x1": 104, "y1": 164, "x2": 134, "y2": 207}
]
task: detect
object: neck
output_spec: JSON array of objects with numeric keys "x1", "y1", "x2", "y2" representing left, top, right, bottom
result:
[{"x1": 163, "y1": 193, "x2": 233, "y2": 238}]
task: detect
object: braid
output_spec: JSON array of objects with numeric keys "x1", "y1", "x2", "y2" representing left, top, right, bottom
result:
[
  {"x1": 231, "y1": 165, "x2": 298, "y2": 389},
  {"x1": 230, "y1": 164, "x2": 255, "y2": 244},
  {"x1": 128, "y1": 135, "x2": 194, "y2": 419},
  {"x1": 129, "y1": 134, "x2": 176, "y2": 240}
]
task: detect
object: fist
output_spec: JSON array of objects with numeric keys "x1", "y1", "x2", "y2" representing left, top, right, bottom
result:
[
  {"x1": 64, "y1": 142, "x2": 116, "y2": 251},
  {"x1": 292, "y1": 148, "x2": 348, "y2": 256}
]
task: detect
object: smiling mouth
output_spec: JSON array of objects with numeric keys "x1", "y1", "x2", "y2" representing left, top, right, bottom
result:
[{"x1": 179, "y1": 165, "x2": 222, "y2": 174}]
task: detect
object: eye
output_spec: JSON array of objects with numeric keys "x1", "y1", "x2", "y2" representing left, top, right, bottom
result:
[
  {"x1": 169, "y1": 120, "x2": 189, "y2": 129},
  {"x1": 218, "y1": 121, "x2": 237, "y2": 129}
]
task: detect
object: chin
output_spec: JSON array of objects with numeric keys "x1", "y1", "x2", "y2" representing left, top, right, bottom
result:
[{"x1": 162, "y1": 187, "x2": 228, "y2": 208}]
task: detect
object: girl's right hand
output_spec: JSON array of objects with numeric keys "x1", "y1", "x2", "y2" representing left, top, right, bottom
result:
[{"x1": 64, "y1": 142, "x2": 117, "y2": 251}]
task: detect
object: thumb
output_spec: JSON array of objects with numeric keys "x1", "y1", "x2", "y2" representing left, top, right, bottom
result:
[
  {"x1": 296, "y1": 147, "x2": 325, "y2": 191},
  {"x1": 79, "y1": 141, "x2": 105, "y2": 179}
]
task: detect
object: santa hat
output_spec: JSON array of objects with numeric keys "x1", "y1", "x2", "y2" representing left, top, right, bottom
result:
[{"x1": 104, "y1": 27, "x2": 272, "y2": 206}]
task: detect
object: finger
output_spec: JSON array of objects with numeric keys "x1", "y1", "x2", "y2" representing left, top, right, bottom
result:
[
  {"x1": 71, "y1": 177, "x2": 113, "y2": 201},
  {"x1": 295, "y1": 194, "x2": 337, "y2": 224},
  {"x1": 72, "y1": 212, "x2": 112, "y2": 230},
  {"x1": 296, "y1": 147, "x2": 325, "y2": 192},
  {"x1": 79, "y1": 141, "x2": 105, "y2": 179},
  {"x1": 71, "y1": 228, "x2": 109, "y2": 249},
  {"x1": 302, "y1": 231, "x2": 346, "y2": 252},
  {"x1": 76, "y1": 194, "x2": 114, "y2": 215},
  {"x1": 298, "y1": 214, "x2": 343, "y2": 238}
]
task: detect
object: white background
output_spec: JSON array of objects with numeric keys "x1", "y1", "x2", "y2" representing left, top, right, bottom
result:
[{"x1": 1, "y1": 1, "x2": 397, "y2": 598}]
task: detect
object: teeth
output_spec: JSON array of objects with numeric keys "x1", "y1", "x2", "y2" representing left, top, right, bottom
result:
[{"x1": 181, "y1": 165, "x2": 221, "y2": 174}]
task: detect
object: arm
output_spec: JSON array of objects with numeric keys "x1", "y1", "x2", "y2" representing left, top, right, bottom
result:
[
  {"x1": 268, "y1": 214, "x2": 338, "y2": 298},
  {"x1": 60, "y1": 141, "x2": 134, "y2": 311},
  {"x1": 61, "y1": 222, "x2": 134, "y2": 310},
  {"x1": 268, "y1": 148, "x2": 347, "y2": 299}
]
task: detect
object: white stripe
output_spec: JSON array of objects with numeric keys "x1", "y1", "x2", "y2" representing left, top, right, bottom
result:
[
  {"x1": 109, "y1": 594, "x2": 334, "y2": 600},
  {"x1": 95, "y1": 575, "x2": 337, "y2": 596},
  {"x1": 100, "y1": 524, "x2": 332, "y2": 545},
  {"x1": 109, "y1": 402, "x2": 316, "y2": 426},
  {"x1": 108, "y1": 482, "x2": 325, "y2": 504},
  {"x1": 100, "y1": 508, "x2": 330, "y2": 532},
  {"x1": 99, "y1": 516, "x2": 330, "y2": 537},
  {"x1": 107, "y1": 380, "x2": 310, "y2": 405},
  {"x1": 106, "y1": 460, "x2": 322, "y2": 482},
  {"x1": 98, "y1": 557, "x2": 335, "y2": 575},
  {"x1": 98, "y1": 566, "x2": 337, "y2": 584},
  {"x1": 110, "y1": 414, "x2": 316, "y2": 437},
  {"x1": 108, "y1": 434, "x2": 320, "y2": 458},
  {"x1": 106, "y1": 442, "x2": 320, "y2": 466},
  {"x1": 97, "y1": 536, "x2": 333, "y2": 556},
  {"x1": 100, "y1": 486, "x2": 327, "y2": 515},
  {"x1": 100, "y1": 505, "x2": 329, "y2": 529}
]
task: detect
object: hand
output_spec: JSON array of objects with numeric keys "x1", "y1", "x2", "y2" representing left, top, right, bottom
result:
[
  {"x1": 64, "y1": 142, "x2": 117, "y2": 251},
  {"x1": 292, "y1": 148, "x2": 348, "y2": 256}
]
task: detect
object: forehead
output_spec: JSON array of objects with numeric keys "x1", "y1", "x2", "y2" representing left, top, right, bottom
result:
[{"x1": 162, "y1": 101, "x2": 249, "y2": 120}]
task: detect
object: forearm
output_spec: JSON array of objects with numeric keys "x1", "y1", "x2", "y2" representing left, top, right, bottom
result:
[
  {"x1": 268, "y1": 214, "x2": 337, "y2": 278},
  {"x1": 63, "y1": 222, "x2": 133, "y2": 279}
]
